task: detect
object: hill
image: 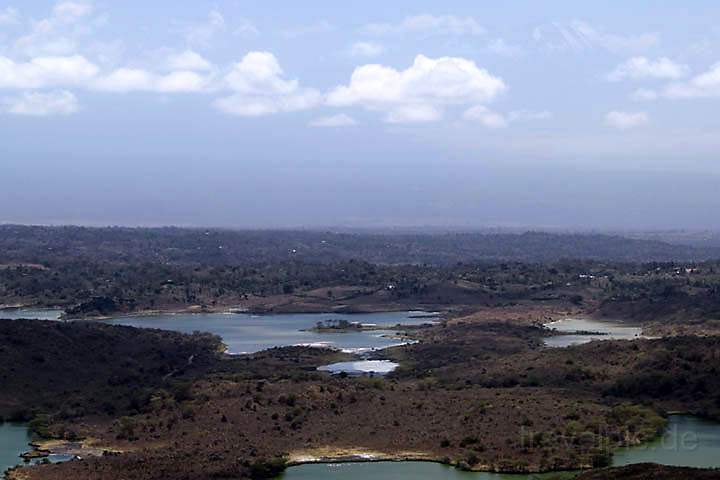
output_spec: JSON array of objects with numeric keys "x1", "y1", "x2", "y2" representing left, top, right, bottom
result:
[{"x1": 1, "y1": 225, "x2": 718, "y2": 266}]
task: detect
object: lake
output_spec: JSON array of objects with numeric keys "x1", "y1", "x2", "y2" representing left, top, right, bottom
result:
[
  {"x1": 280, "y1": 462, "x2": 575, "y2": 479},
  {"x1": 279, "y1": 415, "x2": 720, "y2": 479},
  {"x1": 317, "y1": 360, "x2": 399, "y2": 376},
  {"x1": 0, "y1": 423, "x2": 30, "y2": 474},
  {"x1": 612, "y1": 415, "x2": 720, "y2": 468},
  {"x1": 103, "y1": 311, "x2": 437, "y2": 354},
  {"x1": 543, "y1": 318, "x2": 643, "y2": 348},
  {"x1": 0, "y1": 308, "x2": 63, "y2": 321}
]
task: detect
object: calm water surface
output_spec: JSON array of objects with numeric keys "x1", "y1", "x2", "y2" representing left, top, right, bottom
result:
[
  {"x1": 612, "y1": 415, "x2": 720, "y2": 468},
  {"x1": 0, "y1": 423, "x2": 86, "y2": 473},
  {"x1": 544, "y1": 318, "x2": 643, "y2": 348},
  {"x1": 318, "y1": 360, "x2": 399, "y2": 375},
  {"x1": 280, "y1": 462, "x2": 574, "y2": 480},
  {"x1": 104, "y1": 311, "x2": 436, "y2": 354},
  {"x1": 0, "y1": 308, "x2": 63, "y2": 320},
  {"x1": 0, "y1": 423, "x2": 30, "y2": 473}
]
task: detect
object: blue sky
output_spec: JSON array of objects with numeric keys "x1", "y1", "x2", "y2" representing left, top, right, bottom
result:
[{"x1": 2, "y1": 1, "x2": 720, "y2": 229}]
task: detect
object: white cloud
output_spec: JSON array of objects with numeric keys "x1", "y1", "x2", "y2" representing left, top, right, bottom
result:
[
  {"x1": 463, "y1": 105, "x2": 507, "y2": 128},
  {"x1": 184, "y1": 10, "x2": 225, "y2": 48},
  {"x1": 0, "y1": 4, "x2": 318, "y2": 118},
  {"x1": 0, "y1": 48, "x2": 317, "y2": 116},
  {"x1": 155, "y1": 70, "x2": 209, "y2": 93},
  {"x1": 309, "y1": 113, "x2": 357, "y2": 127},
  {"x1": 364, "y1": 14, "x2": 484, "y2": 36},
  {"x1": 631, "y1": 88, "x2": 658, "y2": 101},
  {"x1": 350, "y1": 42, "x2": 385, "y2": 58},
  {"x1": 0, "y1": 7, "x2": 20, "y2": 25},
  {"x1": 92, "y1": 68, "x2": 152, "y2": 91},
  {"x1": 0, "y1": 54, "x2": 99, "y2": 88},
  {"x1": 223, "y1": 51, "x2": 296, "y2": 94},
  {"x1": 608, "y1": 57, "x2": 689, "y2": 81},
  {"x1": 485, "y1": 39, "x2": 523, "y2": 57},
  {"x1": 166, "y1": 50, "x2": 212, "y2": 71},
  {"x1": 2, "y1": 90, "x2": 78, "y2": 115},
  {"x1": 93, "y1": 68, "x2": 210, "y2": 93},
  {"x1": 605, "y1": 111, "x2": 648, "y2": 129},
  {"x1": 327, "y1": 54, "x2": 506, "y2": 123},
  {"x1": 533, "y1": 20, "x2": 658, "y2": 53},
  {"x1": 213, "y1": 51, "x2": 321, "y2": 116},
  {"x1": 662, "y1": 63, "x2": 720, "y2": 98}
]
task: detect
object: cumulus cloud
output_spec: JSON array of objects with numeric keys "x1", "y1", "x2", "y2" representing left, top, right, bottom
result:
[
  {"x1": 166, "y1": 50, "x2": 213, "y2": 71},
  {"x1": 0, "y1": 54, "x2": 99, "y2": 88},
  {"x1": 608, "y1": 57, "x2": 689, "y2": 81},
  {"x1": 363, "y1": 14, "x2": 484, "y2": 36},
  {"x1": 662, "y1": 63, "x2": 720, "y2": 98},
  {"x1": 350, "y1": 42, "x2": 385, "y2": 58},
  {"x1": 309, "y1": 113, "x2": 357, "y2": 127},
  {"x1": 605, "y1": 111, "x2": 648, "y2": 129},
  {"x1": 93, "y1": 68, "x2": 210, "y2": 93},
  {"x1": 327, "y1": 54, "x2": 506, "y2": 123},
  {"x1": 0, "y1": 48, "x2": 318, "y2": 116},
  {"x1": 223, "y1": 52, "x2": 297, "y2": 94},
  {"x1": 0, "y1": 5, "x2": 318, "y2": 118},
  {"x1": 533, "y1": 20, "x2": 658, "y2": 53},
  {"x1": 2, "y1": 89, "x2": 78, "y2": 115},
  {"x1": 0, "y1": 52, "x2": 209, "y2": 94},
  {"x1": 213, "y1": 51, "x2": 321, "y2": 116}
]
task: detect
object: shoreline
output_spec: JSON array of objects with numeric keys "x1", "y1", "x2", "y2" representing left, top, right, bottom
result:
[
  {"x1": 278, "y1": 413, "x2": 673, "y2": 476},
  {"x1": 59, "y1": 305, "x2": 450, "y2": 321},
  {"x1": 17, "y1": 411, "x2": 680, "y2": 478},
  {"x1": 286, "y1": 449, "x2": 577, "y2": 475}
]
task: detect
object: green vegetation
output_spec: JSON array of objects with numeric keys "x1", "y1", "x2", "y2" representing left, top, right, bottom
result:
[{"x1": 27, "y1": 414, "x2": 51, "y2": 439}]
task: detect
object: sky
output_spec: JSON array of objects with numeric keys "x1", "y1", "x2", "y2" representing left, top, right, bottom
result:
[{"x1": 2, "y1": 1, "x2": 720, "y2": 230}]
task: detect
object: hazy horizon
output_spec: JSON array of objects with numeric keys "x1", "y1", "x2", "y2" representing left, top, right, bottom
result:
[{"x1": 3, "y1": 1, "x2": 720, "y2": 229}]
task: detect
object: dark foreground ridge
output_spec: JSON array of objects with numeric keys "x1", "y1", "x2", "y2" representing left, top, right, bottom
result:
[{"x1": 0, "y1": 319, "x2": 223, "y2": 421}]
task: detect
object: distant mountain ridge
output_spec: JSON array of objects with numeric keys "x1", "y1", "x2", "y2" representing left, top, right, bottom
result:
[{"x1": 1, "y1": 225, "x2": 719, "y2": 266}]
